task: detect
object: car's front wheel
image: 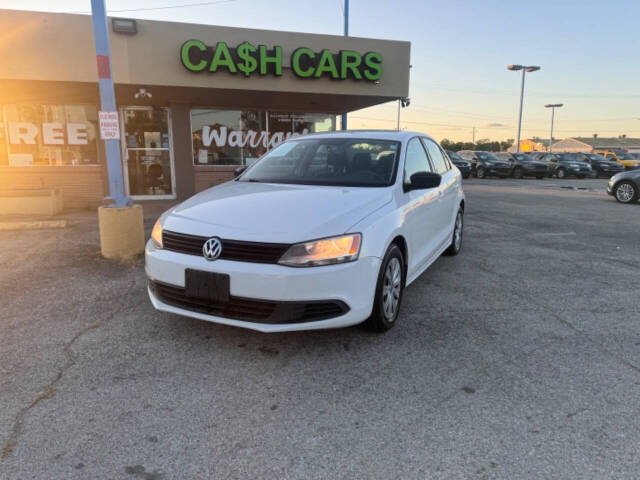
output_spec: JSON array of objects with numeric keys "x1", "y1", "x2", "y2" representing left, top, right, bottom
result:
[
  {"x1": 365, "y1": 244, "x2": 404, "y2": 332},
  {"x1": 557, "y1": 168, "x2": 566, "y2": 179},
  {"x1": 614, "y1": 181, "x2": 639, "y2": 204},
  {"x1": 513, "y1": 167, "x2": 524, "y2": 179},
  {"x1": 476, "y1": 166, "x2": 486, "y2": 178}
]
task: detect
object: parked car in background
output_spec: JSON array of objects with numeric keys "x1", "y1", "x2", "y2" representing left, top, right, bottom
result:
[
  {"x1": 494, "y1": 152, "x2": 547, "y2": 179},
  {"x1": 536, "y1": 152, "x2": 592, "y2": 178},
  {"x1": 146, "y1": 130, "x2": 465, "y2": 333},
  {"x1": 593, "y1": 149, "x2": 640, "y2": 170},
  {"x1": 572, "y1": 153, "x2": 624, "y2": 178},
  {"x1": 446, "y1": 150, "x2": 471, "y2": 178},
  {"x1": 607, "y1": 169, "x2": 640, "y2": 204},
  {"x1": 457, "y1": 150, "x2": 511, "y2": 178}
]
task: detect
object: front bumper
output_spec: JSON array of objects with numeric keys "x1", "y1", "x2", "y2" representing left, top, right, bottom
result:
[{"x1": 145, "y1": 240, "x2": 381, "y2": 332}]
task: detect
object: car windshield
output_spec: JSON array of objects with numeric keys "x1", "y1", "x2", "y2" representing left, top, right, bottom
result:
[
  {"x1": 512, "y1": 153, "x2": 531, "y2": 161},
  {"x1": 586, "y1": 154, "x2": 607, "y2": 161},
  {"x1": 447, "y1": 151, "x2": 463, "y2": 161},
  {"x1": 618, "y1": 153, "x2": 634, "y2": 160},
  {"x1": 238, "y1": 138, "x2": 401, "y2": 187},
  {"x1": 476, "y1": 152, "x2": 500, "y2": 161}
]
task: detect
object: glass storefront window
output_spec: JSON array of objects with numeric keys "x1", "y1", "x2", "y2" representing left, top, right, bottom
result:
[
  {"x1": 0, "y1": 104, "x2": 99, "y2": 166},
  {"x1": 191, "y1": 109, "x2": 335, "y2": 166}
]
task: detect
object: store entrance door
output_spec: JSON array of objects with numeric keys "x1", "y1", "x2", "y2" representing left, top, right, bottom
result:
[{"x1": 121, "y1": 106, "x2": 176, "y2": 199}]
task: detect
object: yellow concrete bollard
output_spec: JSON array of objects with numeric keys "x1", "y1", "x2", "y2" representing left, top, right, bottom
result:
[{"x1": 98, "y1": 204, "x2": 145, "y2": 261}]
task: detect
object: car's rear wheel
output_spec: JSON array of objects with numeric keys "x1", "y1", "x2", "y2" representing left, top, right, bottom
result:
[
  {"x1": 364, "y1": 244, "x2": 404, "y2": 332},
  {"x1": 557, "y1": 168, "x2": 566, "y2": 179},
  {"x1": 444, "y1": 207, "x2": 463, "y2": 256},
  {"x1": 476, "y1": 166, "x2": 486, "y2": 178},
  {"x1": 536, "y1": 175, "x2": 545, "y2": 179},
  {"x1": 614, "y1": 181, "x2": 639, "y2": 204}
]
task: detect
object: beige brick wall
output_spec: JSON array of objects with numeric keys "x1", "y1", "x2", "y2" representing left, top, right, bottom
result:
[{"x1": 0, "y1": 166, "x2": 105, "y2": 209}]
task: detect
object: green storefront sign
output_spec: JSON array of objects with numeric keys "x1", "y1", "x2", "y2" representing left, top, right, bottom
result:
[{"x1": 180, "y1": 40, "x2": 383, "y2": 81}]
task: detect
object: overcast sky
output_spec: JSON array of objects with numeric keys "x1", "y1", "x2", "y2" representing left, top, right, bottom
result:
[{"x1": 2, "y1": 0, "x2": 639, "y2": 142}]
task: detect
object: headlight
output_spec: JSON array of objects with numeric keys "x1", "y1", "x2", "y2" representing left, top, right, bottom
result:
[
  {"x1": 151, "y1": 219, "x2": 163, "y2": 248},
  {"x1": 278, "y1": 234, "x2": 361, "y2": 267}
]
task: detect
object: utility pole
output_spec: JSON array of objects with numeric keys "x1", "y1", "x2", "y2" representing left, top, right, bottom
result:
[
  {"x1": 544, "y1": 104, "x2": 563, "y2": 152},
  {"x1": 91, "y1": 0, "x2": 144, "y2": 261},
  {"x1": 90, "y1": 0, "x2": 129, "y2": 206},
  {"x1": 341, "y1": 0, "x2": 349, "y2": 131}
]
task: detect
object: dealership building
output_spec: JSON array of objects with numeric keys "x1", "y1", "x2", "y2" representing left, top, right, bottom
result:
[{"x1": 0, "y1": 9, "x2": 410, "y2": 208}]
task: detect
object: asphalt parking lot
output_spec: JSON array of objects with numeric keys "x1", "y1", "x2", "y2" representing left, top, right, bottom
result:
[{"x1": 1, "y1": 177, "x2": 639, "y2": 479}]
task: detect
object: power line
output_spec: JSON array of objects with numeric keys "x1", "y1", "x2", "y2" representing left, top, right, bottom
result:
[{"x1": 71, "y1": 0, "x2": 237, "y2": 14}]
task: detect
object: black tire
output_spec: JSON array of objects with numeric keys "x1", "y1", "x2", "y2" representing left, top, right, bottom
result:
[
  {"x1": 613, "y1": 181, "x2": 639, "y2": 204},
  {"x1": 462, "y1": 173, "x2": 470, "y2": 179},
  {"x1": 577, "y1": 175, "x2": 586, "y2": 179},
  {"x1": 444, "y1": 207, "x2": 463, "y2": 256},
  {"x1": 476, "y1": 166, "x2": 486, "y2": 179},
  {"x1": 364, "y1": 244, "x2": 405, "y2": 332},
  {"x1": 513, "y1": 167, "x2": 524, "y2": 179},
  {"x1": 591, "y1": 169, "x2": 599, "y2": 179},
  {"x1": 557, "y1": 168, "x2": 566, "y2": 179},
  {"x1": 536, "y1": 175, "x2": 545, "y2": 179}
]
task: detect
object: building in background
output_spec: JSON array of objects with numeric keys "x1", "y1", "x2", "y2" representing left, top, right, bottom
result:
[
  {"x1": 551, "y1": 136, "x2": 640, "y2": 154},
  {"x1": 0, "y1": 10, "x2": 410, "y2": 208}
]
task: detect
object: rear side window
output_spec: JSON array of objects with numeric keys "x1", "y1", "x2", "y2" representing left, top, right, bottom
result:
[
  {"x1": 404, "y1": 138, "x2": 432, "y2": 183},
  {"x1": 422, "y1": 138, "x2": 449, "y2": 174}
]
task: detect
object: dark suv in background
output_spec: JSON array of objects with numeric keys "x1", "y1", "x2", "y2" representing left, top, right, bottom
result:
[
  {"x1": 457, "y1": 150, "x2": 511, "y2": 178},
  {"x1": 534, "y1": 152, "x2": 593, "y2": 178},
  {"x1": 446, "y1": 150, "x2": 471, "y2": 178},
  {"x1": 571, "y1": 153, "x2": 624, "y2": 178},
  {"x1": 495, "y1": 152, "x2": 547, "y2": 179}
]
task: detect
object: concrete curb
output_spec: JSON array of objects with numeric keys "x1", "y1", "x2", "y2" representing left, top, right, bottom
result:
[{"x1": 0, "y1": 220, "x2": 69, "y2": 231}]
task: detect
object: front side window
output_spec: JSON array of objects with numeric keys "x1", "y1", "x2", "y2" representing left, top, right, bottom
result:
[
  {"x1": 421, "y1": 138, "x2": 449, "y2": 174},
  {"x1": 0, "y1": 104, "x2": 99, "y2": 166},
  {"x1": 191, "y1": 109, "x2": 335, "y2": 166},
  {"x1": 239, "y1": 138, "x2": 400, "y2": 187},
  {"x1": 404, "y1": 138, "x2": 432, "y2": 184}
]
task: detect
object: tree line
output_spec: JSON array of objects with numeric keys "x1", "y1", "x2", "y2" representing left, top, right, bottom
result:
[{"x1": 440, "y1": 138, "x2": 515, "y2": 152}]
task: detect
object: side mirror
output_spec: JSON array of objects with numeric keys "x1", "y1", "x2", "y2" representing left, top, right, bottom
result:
[
  {"x1": 405, "y1": 171, "x2": 441, "y2": 192},
  {"x1": 234, "y1": 165, "x2": 247, "y2": 178}
]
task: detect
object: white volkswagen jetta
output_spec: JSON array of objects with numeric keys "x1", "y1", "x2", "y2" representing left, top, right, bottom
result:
[{"x1": 146, "y1": 130, "x2": 465, "y2": 333}]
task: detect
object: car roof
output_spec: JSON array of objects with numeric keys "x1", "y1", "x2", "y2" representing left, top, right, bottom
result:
[{"x1": 287, "y1": 129, "x2": 438, "y2": 143}]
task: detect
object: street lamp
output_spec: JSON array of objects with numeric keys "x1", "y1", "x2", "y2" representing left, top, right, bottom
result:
[
  {"x1": 508, "y1": 64, "x2": 541, "y2": 152},
  {"x1": 544, "y1": 104, "x2": 563, "y2": 152}
]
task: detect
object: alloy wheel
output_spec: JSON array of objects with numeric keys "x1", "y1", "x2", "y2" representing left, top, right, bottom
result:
[
  {"x1": 382, "y1": 257, "x2": 402, "y2": 321},
  {"x1": 615, "y1": 182, "x2": 636, "y2": 203},
  {"x1": 454, "y1": 211, "x2": 463, "y2": 251}
]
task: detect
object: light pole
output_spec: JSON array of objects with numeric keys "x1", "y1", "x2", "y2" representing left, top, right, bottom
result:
[
  {"x1": 397, "y1": 97, "x2": 410, "y2": 130},
  {"x1": 507, "y1": 64, "x2": 540, "y2": 152},
  {"x1": 341, "y1": 0, "x2": 349, "y2": 130},
  {"x1": 544, "y1": 104, "x2": 563, "y2": 152}
]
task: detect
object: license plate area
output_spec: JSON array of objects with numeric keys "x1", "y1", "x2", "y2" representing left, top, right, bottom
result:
[{"x1": 185, "y1": 269, "x2": 230, "y2": 302}]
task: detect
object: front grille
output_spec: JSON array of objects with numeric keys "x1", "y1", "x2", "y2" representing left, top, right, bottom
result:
[
  {"x1": 163, "y1": 230, "x2": 290, "y2": 263},
  {"x1": 149, "y1": 280, "x2": 348, "y2": 324}
]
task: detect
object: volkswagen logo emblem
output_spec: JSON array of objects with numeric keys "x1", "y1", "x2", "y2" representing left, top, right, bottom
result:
[{"x1": 202, "y1": 237, "x2": 222, "y2": 261}]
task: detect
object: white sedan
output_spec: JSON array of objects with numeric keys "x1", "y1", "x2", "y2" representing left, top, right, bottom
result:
[{"x1": 146, "y1": 130, "x2": 465, "y2": 332}]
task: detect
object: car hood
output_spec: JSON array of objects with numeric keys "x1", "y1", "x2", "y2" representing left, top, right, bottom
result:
[{"x1": 163, "y1": 181, "x2": 393, "y2": 243}]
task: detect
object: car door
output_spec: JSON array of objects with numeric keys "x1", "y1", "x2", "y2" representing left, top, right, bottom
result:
[
  {"x1": 400, "y1": 137, "x2": 443, "y2": 277},
  {"x1": 421, "y1": 138, "x2": 459, "y2": 246}
]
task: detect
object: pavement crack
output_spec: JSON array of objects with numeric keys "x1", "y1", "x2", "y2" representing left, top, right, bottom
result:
[{"x1": 1, "y1": 279, "x2": 137, "y2": 459}]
